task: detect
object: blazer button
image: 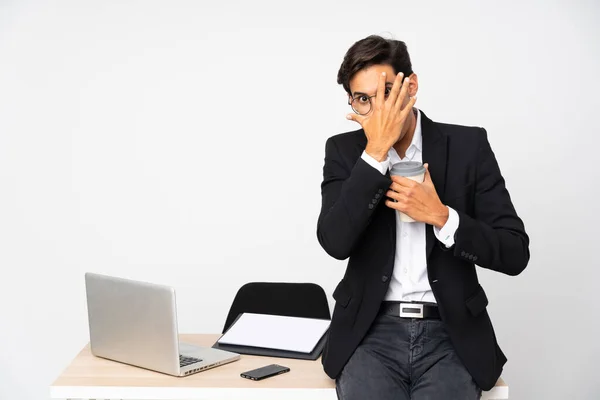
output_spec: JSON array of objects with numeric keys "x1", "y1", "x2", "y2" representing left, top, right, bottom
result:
[
  {"x1": 473, "y1": 256, "x2": 478, "y2": 261},
  {"x1": 368, "y1": 204, "x2": 374, "y2": 210},
  {"x1": 378, "y1": 188, "x2": 383, "y2": 194},
  {"x1": 381, "y1": 275, "x2": 389, "y2": 282},
  {"x1": 375, "y1": 193, "x2": 381, "y2": 199},
  {"x1": 461, "y1": 251, "x2": 466, "y2": 257}
]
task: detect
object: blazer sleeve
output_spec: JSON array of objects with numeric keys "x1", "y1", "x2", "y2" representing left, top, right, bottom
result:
[
  {"x1": 316, "y1": 136, "x2": 392, "y2": 260},
  {"x1": 453, "y1": 128, "x2": 530, "y2": 276}
]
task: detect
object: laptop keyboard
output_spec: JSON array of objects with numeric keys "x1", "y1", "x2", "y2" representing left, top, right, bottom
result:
[{"x1": 179, "y1": 355, "x2": 203, "y2": 367}]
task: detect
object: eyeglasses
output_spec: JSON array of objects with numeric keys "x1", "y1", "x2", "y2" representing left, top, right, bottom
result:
[{"x1": 348, "y1": 87, "x2": 392, "y2": 115}]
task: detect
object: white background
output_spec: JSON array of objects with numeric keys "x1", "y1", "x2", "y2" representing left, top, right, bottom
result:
[{"x1": 1, "y1": 0, "x2": 599, "y2": 399}]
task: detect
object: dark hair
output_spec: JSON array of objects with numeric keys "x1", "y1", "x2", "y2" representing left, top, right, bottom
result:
[{"x1": 337, "y1": 35, "x2": 414, "y2": 95}]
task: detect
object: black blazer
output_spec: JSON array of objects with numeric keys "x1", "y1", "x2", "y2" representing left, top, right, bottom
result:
[{"x1": 316, "y1": 110, "x2": 529, "y2": 391}]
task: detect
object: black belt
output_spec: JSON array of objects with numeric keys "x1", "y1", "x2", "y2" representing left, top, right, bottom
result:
[{"x1": 379, "y1": 301, "x2": 441, "y2": 319}]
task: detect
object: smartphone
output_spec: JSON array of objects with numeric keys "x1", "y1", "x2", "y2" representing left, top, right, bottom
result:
[{"x1": 240, "y1": 364, "x2": 290, "y2": 381}]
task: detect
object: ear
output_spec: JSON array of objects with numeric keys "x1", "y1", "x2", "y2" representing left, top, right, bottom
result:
[{"x1": 408, "y1": 73, "x2": 419, "y2": 98}]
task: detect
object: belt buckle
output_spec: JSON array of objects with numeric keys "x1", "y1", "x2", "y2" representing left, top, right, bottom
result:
[{"x1": 399, "y1": 303, "x2": 424, "y2": 318}]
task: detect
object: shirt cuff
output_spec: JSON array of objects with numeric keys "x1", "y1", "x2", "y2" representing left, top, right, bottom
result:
[
  {"x1": 434, "y1": 206, "x2": 460, "y2": 248},
  {"x1": 361, "y1": 150, "x2": 390, "y2": 175}
]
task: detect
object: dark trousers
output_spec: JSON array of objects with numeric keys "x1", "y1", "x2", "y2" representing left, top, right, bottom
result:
[{"x1": 336, "y1": 314, "x2": 482, "y2": 400}]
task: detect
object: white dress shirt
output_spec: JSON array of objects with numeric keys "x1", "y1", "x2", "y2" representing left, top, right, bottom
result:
[{"x1": 361, "y1": 108, "x2": 459, "y2": 303}]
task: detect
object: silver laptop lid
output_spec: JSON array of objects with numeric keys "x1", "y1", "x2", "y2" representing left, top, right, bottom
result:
[{"x1": 85, "y1": 272, "x2": 180, "y2": 375}]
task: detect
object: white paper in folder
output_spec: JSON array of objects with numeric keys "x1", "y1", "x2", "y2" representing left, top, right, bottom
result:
[{"x1": 217, "y1": 313, "x2": 331, "y2": 353}]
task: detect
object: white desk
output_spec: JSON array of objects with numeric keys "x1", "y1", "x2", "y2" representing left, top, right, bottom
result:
[{"x1": 50, "y1": 334, "x2": 508, "y2": 399}]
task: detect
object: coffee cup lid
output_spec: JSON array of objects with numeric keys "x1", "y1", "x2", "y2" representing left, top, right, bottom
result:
[{"x1": 389, "y1": 161, "x2": 426, "y2": 177}]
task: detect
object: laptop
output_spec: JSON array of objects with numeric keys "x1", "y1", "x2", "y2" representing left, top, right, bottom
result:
[{"x1": 84, "y1": 272, "x2": 240, "y2": 377}]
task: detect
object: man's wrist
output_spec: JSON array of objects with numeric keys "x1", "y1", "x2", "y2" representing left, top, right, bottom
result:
[
  {"x1": 432, "y1": 205, "x2": 450, "y2": 229},
  {"x1": 365, "y1": 143, "x2": 390, "y2": 162}
]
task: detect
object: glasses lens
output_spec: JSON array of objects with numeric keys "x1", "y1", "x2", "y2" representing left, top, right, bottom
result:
[{"x1": 351, "y1": 97, "x2": 371, "y2": 115}]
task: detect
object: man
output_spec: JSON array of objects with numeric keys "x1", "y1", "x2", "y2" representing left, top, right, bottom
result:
[{"x1": 317, "y1": 35, "x2": 530, "y2": 399}]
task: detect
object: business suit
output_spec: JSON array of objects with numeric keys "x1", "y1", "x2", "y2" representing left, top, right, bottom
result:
[{"x1": 317, "y1": 110, "x2": 529, "y2": 391}]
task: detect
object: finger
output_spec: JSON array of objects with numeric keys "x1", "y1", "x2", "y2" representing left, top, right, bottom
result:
[
  {"x1": 423, "y1": 163, "x2": 432, "y2": 182},
  {"x1": 385, "y1": 199, "x2": 406, "y2": 211},
  {"x1": 346, "y1": 113, "x2": 365, "y2": 125},
  {"x1": 387, "y1": 190, "x2": 413, "y2": 206},
  {"x1": 386, "y1": 72, "x2": 404, "y2": 109},
  {"x1": 394, "y1": 77, "x2": 411, "y2": 111},
  {"x1": 391, "y1": 174, "x2": 417, "y2": 188},
  {"x1": 389, "y1": 181, "x2": 410, "y2": 195},
  {"x1": 397, "y1": 95, "x2": 417, "y2": 119},
  {"x1": 386, "y1": 189, "x2": 402, "y2": 201},
  {"x1": 374, "y1": 71, "x2": 386, "y2": 110}
]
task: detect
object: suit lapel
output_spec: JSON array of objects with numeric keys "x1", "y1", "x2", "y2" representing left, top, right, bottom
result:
[{"x1": 420, "y1": 111, "x2": 448, "y2": 260}]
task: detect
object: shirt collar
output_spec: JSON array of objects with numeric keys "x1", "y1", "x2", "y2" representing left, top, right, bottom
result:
[{"x1": 411, "y1": 108, "x2": 423, "y2": 152}]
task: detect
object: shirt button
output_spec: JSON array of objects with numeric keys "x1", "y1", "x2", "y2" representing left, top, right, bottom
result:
[
  {"x1": 403, "y1": 268, "x2": 408, "y2": 274},
  {"x1": 381, "y1": 275, "x2": 389, "y2": 282},
  {"x1": 403, "y1": 232, "x2": 408, "y2": 238}
]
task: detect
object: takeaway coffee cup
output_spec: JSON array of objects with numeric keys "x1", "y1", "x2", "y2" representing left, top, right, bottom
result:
[{"x1": 389, "y1": 161, "x2": 427, "y2": 223}]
